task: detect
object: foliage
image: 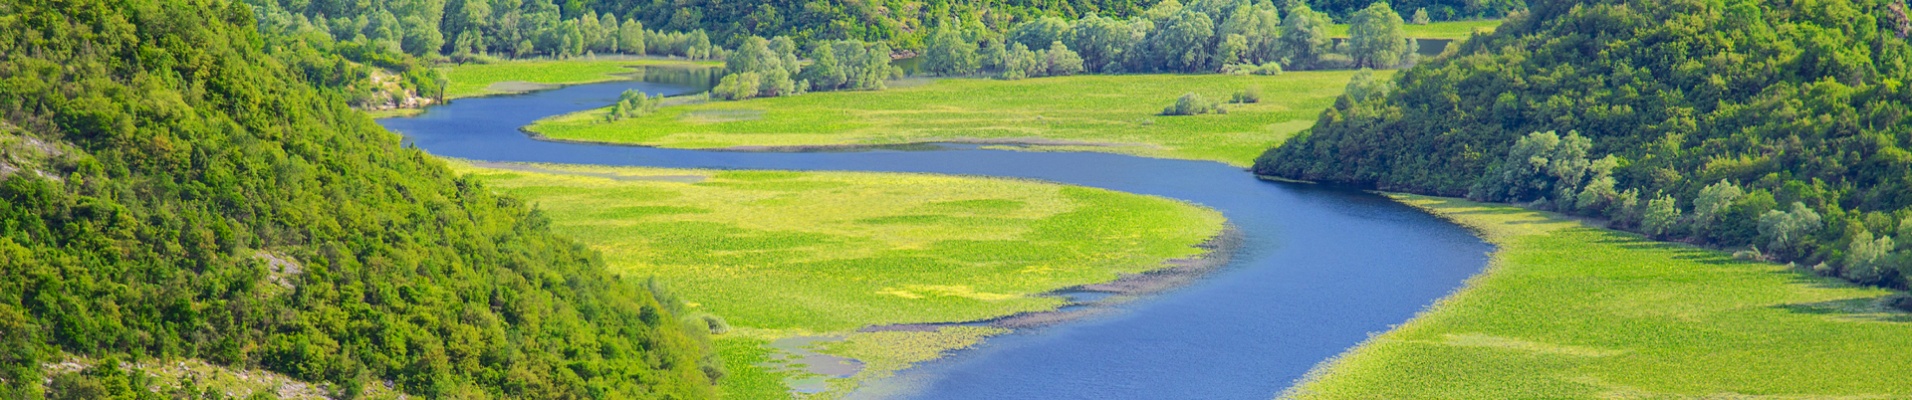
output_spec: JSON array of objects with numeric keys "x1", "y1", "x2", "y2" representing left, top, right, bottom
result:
[
  {"x1": 242, "y1": 0, "x2": 721, "y2": 60},
  {"x1": 1345, "y1": 2, "x2": 1414, "y2": 68},
  {"x1": 712, "y1": 72, "x2": 764, "y2": 100},
  {"x1": 925, "y1": 24, "x2": 982, "y2": 76},
  {"x1": 531, "y1": 71, "x2": 1373, "y2": 165},
  {"x1": 1223, "y1": 61, "x2": 1285, "y2": 75},
  {"x1": 1231, "y1": 86, "x2": 1264, "y2": 103},
  {"x1": 1308, "y1": 0, "x2": 1526, "y2": 21},
  {"x1": 1164, "y1": 93, "x2": 1226, "y2": 115},
  {"x1": 1410, "y1": 7, "x2": 1432, "y2": 24},
  {"x1": 439, "y1": 58, "x2": 719, "y2": 99},
  {"x1": 799, "y1": 40, "x2": 897, "y2": 92},
  {"x1": 719, "y1": 36, "x2": 803, "y2": 99},
  {"x1": 1257, "y1": 0, "x2": 1912, "y2": 288},
  {"x1": 607, "y1": 89, "x2": 664, "y2": 121},
  {"x1": 1287, "y1": 195, "x2": 1912, "y2": 398},
  {"x1": 1281, "y1": 1, "x2": 1338, "y2": 68},
  {"x1": 0, "y1": 0, "x2": 717, "y2": 397}
]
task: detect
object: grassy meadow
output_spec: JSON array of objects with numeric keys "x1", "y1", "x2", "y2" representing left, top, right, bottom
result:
[
  {"x1": 1284, "y1": 195, "x2": 1912, "y2": 398},
  {"x1": 528, "y1": 71, "x2": 1377, "y2": 166},
  {"x1": 447, "y1": 161, "x2": 1225, "y2": 397},
  {"x1": 1326, "y1": 19, "x2": 1502, "y2": 40},
  {"x1": 440, "y1": 58, "x2": 718, "y2": 98}
]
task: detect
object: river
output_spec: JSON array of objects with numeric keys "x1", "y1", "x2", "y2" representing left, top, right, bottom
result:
[{"x1": 377, "y1": 76, "x2": 1490, "y2": 399}]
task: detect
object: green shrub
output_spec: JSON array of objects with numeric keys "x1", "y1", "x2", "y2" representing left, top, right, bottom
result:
[
  {"x1": 1163, "y1": 93, "x2": 1225, "y2": 115},
  {"x1": 1231, "y1": 86, "x2": 1263, "y2": 104}
]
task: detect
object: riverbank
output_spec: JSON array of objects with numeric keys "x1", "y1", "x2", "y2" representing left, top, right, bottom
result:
[
  {"x1": 524, "y1": 72, "x2": 1374, "y2": 166},
  {"x1": 1284, "y1": 194, "x2": 1912, "y2": 398},
  {"x1": 446, "y1": 160, "x2": 1227, "y2": 398}
]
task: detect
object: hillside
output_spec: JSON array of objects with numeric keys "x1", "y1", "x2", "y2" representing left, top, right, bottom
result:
[
  {"x1": 0, "y1": 0, "x2": 717, "y2": 398},
  {"x1": 1255, "y1": 0, "x2": 1912, "y2": 286}
]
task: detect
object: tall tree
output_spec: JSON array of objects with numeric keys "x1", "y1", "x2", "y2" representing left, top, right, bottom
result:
[
  {"x1": 925, "y1": 24, "x2": 982, "y2": 76},
  {"x1": 1347, "y1": 1, "x2": 1410, "y2": 68}
]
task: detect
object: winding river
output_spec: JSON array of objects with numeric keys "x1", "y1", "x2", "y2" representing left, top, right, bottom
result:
[{"x1": 378, "y1": 77, "x2": 1491, "y2": 399}]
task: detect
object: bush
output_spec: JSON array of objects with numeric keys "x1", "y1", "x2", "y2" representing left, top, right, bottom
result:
[
  {"x1": 606, "y1": 89, "x2": 664, "y2": 121},
  {"x1": 1231, "y1": 86, "x2": 1262, "y2": 104},
  {"x1": 712, "y1": 72, "x2": 762, "y2": 100},
  {"x1": 1163, "y1": 93, "x2": 1224, "y2": 115},
  {"x1": 1221, "y1": 62, "x2": 1283, "y2": 76}
]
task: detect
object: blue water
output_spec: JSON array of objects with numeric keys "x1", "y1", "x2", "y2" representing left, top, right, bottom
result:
[{"x1": 378, "y1": 80, "x2": 1492, "y2": 399}]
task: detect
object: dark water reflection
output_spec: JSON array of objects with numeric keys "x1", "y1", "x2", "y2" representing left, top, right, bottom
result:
[{"x1": 378, "y1": 80, "x2": 1491, "y2": 399}]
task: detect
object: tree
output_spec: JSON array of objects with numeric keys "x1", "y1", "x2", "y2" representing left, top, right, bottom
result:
[
  {"x1": 925, "y1": 24, "x2": 981, "y2": 76},
  {"x1": 713, "y1": 72, "x2": 763, "y2": 100},
  {"x1": 1150, "y1": 10, "x2": 1216, "y2": 72},
  {"x1": 1045, "y1": 41, "x2": 1086, "y2": 76},
  {"x1": 1470, "y1": 130, "x2": 1603, "y2": 206},
  {"x1": 1643, "y1": 194, "x2": 1683, "y2": 238},
  {"x1": 1280, "y1": 2, "x2": 1334, "y2": 68},
  {"x1": 1069, "y1": 15, "x2": 1139, "y2": 73},
  {"x1": 1692, "y1": 180, "x2": 1744, "y2": 232},
  {"x1": 1348, "y1": 2, "x2": 1410, "y2": 68},
  {"x1": 1759, "y1": 202, "x2": 1824, "y2": 256},
  {"x1": 1411, "y1": 8, "x2": 1432, "y2": 25},
  {"x1": 1843, "y1": 231, "x2": 1897, "y2": 283},
  {"x1": 1009, "y1": 17, "x2": 1074, "y2": 50},
  {"x1": 620, "y1": 19, "x2": 646, "y2": 54},
  {"x1": 802, "y1": 44, "x2": 847, "y2": 90},
  {"x1": 1217, "y1": 0, "x2": 1282, "y2": 65}
]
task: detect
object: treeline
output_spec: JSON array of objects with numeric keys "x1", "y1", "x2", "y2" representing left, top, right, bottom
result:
[
  {"x1": 919, "y1": 0, "x2": 1421, "y2": 77},
  {"x1": 243, "y1": 0, "x2": 723, "y2": 60},
  {"x1": 710, "y1": 36, "x2": 900, "y2": 100},
  {"x1": 703, "y1": 0, "x2": 1427, "y2": 104},
  {"x1": 1256, "y1": 0, "x2": 1912, "y2": 288},
  {"x1": 0, "y1": 0, "x2": 721, "y2": 398},
  {"x1": 1309, "y1": 0, "x2": 1524, "y2": 21}
]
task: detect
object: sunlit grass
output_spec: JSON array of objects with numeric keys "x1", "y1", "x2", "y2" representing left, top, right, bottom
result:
[
  {"x1": 1326, "y1": 19, "x2": 1502, "y2": 40},
  {"x1": 448, "y1": 161, "x2": 1225, "y2": 398},
  {"x1": 527, "y1": 72, "x2": 1374, "y2": 166},
  {"x1": 1285, "y1": 194, "x2": 1912, "y2": 398},
  {"x1": 440, "y1": 58, "x2": 718, "y2": 99}
]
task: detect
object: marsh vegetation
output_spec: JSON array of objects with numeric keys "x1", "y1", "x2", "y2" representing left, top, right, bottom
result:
[
  {"x1": 446, "y1": 161, "x2": 1224, "y2": 397},
  {"x1": 1287, "y1": 195, "x2": 1912, "y2": 398}
]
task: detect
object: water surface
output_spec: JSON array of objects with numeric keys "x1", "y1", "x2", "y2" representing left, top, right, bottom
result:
[{"x1": 378, "y1": 79, "x2": 1491, "y2": 399}]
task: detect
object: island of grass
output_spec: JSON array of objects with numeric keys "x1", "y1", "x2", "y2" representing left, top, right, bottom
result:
[
  {"x1": 447, "y1": 161, "x2": 1227, "y2": 399},
  {"x1": 1284, "y1": 195, "x2": 1912, "y2": 398},
  {"x1": 440, "y1": 57, "x2": 719, "y2": 99},
  {"x1": 525, "y1": 71, "x2": 1377, "y2": 166}
]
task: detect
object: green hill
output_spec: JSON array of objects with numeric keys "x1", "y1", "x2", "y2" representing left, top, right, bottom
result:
[
  {"x1": 0, "y1": 0, "x2": 717, "y2": 398},
  {"x1": 1255, "y1": 0, "x2": 1912, "y2": 286}
]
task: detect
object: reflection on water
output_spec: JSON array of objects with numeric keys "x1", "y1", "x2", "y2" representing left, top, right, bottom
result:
[{"x1": 626, "y1": 64, "x2": 722, "y2": 91}]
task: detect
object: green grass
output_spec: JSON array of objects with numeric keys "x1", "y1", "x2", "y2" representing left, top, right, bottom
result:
[
  {"x1": 1285, "y1": 195, "x2": 1912, "y2": 398},
  {"x1": 448, "y1": 161, "x2": 1225, "y2": 397},
  {"x1": 1326, "y1": 19, "x2": 1502, "y2": 40},
  {"x1": 528, "y1": 72, "x2": 1377, "y2": 166},
  {"x1": 440, "y1": 58, "x2": 718, "y2": 99}
]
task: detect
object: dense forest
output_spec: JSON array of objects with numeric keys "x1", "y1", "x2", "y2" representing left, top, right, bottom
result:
[
  {"x1": 708, "y1": 0, "x2": 1419, "y2": 100},
  {"x1": 235, "y1": 0, "x2": 1512, "y2": 61},
  {"x1": 1256, "y1": 0, "x2": 1912, "y2": 288},
  {"x1": 0, "y1": 0, "x2": 722, "y2": 398}
]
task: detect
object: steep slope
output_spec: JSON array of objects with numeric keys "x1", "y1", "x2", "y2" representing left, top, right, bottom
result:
[
  {"x1": 0, "y1": 0, "x2": 717, "y2": 398},
  {"x1": 1255, "y1": 0, "x2": 1912, "y2": 284}
]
